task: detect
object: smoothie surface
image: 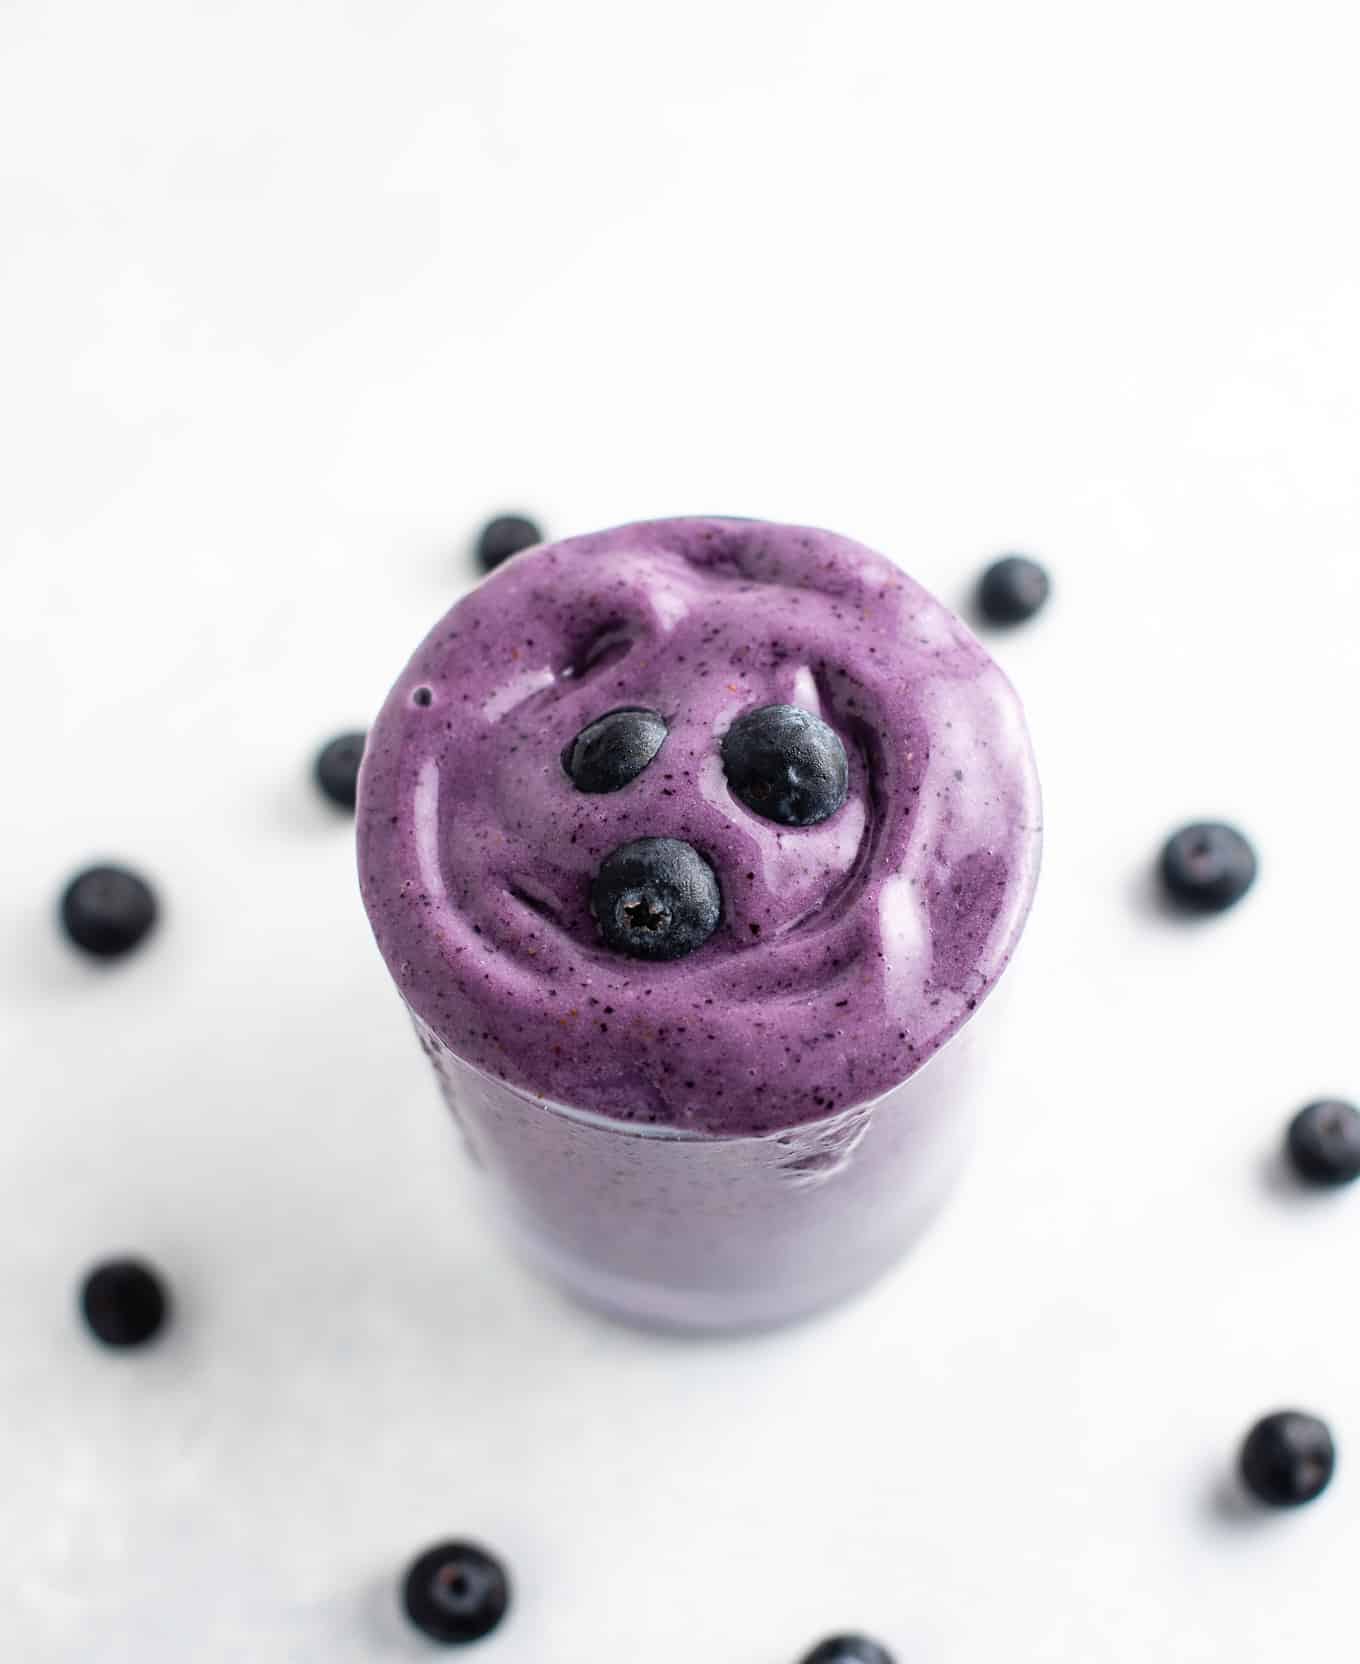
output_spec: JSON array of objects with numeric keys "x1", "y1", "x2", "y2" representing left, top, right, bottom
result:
[{"x1": 358, "y1": 518, "x2": 1041, "y2": 1135}]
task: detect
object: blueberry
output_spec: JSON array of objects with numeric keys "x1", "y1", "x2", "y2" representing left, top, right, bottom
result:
[
  {"x1": 1286, "y1": 1100, "x2": 1360, "y2": 1186},
  {"x1": 1239, "y1": 1411, "x2": 1336, "y2": 1507},
  {"x1": 590, "y1": 837, "x2": 721, "y2": 961},
  {"x1": 80, "y1": 1258, "x2": 169, "y2": 1348},
  {"x1": 721, "y1": 704, "x2": 849, "y2": 827},
  {"x1": 799, "y1": 1638, "x2": 896, "y2": 1664},
  {"x1": 476, "y1": 514, "x2": 542, "y2": 574},
  {"x1": 563, "y1": 708, "x2": 668, "y2": 793},
  {"x1": 976, "y1": 554, "x2": 1051, "y2": 624},
  {"x1": 401, "y1": 1541, "x2": 511, "y2": 1644},
  {"x1": 1158, "y1": 821, "x2": 1257, "y2": 913},
  {"x1": 59, "y1": 864, "x2": 159, "y2": 959},
  {"x1": 315, "y1": 731, "x2": 366, "y2": 810}
]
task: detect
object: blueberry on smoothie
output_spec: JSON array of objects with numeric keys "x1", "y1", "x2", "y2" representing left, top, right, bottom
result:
[
  {"x1": 1286, "y1": 1099, "x2": 1360, "y2": 1186},
  {"x1": 1159, "y1": 821, "x2": 1257, "y2": 912},
  {"x1": 721, "y1": 703, "x2": 849, "y2": 827},
  {"x1": 564, "y1": 708, "x2": 668, "y2": 793},
  {"x1": 590, "y1": 837, "x2": 721, "y2": 960},
  {"x1": 59, "y1": 864, "x2": 159, "y2": 959},
  {"x1": 401, "y1": 1541, "x2": 511, "y2": 1643},
  {"x1": 1239, "y1": 1411, "x2": 1336, "y2": 1507}
]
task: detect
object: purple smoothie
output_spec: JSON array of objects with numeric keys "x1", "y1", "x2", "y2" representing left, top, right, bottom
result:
[{"x1": 358, "y1": 518, "x2": 1040, "y2": 1327}]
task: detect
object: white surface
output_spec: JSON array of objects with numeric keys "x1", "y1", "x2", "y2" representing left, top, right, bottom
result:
[{"x1": 2, "y1": 2, "x2": 1359, "y2": 1658}]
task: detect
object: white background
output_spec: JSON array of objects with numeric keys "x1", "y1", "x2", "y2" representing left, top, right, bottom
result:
[{"x1": 2, "y1": 2, "x2": 1359, "y2": 1659}]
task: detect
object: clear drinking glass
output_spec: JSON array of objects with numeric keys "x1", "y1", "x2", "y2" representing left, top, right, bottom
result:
[
  {"x1": 358, "y1": 516, "x2": 1040, "y2": 1333},
  {"x1": 412, "y1": 997, "x2": 1003, "y2": 1331}
]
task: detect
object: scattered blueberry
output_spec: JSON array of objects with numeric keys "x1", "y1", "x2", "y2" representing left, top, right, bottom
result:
[
  {"x1": 799, "y1": 1637, "x2": 896, "y2": 1664},
  {"x1": 1239, "y1": 1411, "x2": 1336, "y2": 1507},
  {"x1": 563, "y1": 707, "x2": 668, "y2": 793},
  {"x1": 476, "y1": 514, "x2": 542, "y2": 574},
  {"x1": 976, "y1": 553, "x2": 1051, "y2": 625},
  {"x1": 80, "y1": 1258, "x2": 169, "y2": 1348},
  {"x1": 1286, "y1": 1100, "x2": 1360, "y2": 1187},
  {"x1": 314, "y1": 731, "x2": 366, "y2": 811},
  {"x1": 59, "y1": 864, "x2": 159, "y2": 959},
  {"x1": 1158, "y1": 821, "x2": 1258, "y2": 913},
  {"x1": 721, "y1": 703, "x2": 849, "y2": 827},
  {"x1": 590, "y1": 837, "x2": 721, "y2": 961},
  {"x1": 401, "y1": 1541, "x2": 511, "y2": 1645}
]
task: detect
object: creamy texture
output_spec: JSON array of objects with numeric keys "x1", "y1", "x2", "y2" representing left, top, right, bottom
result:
[{"x1": 358, "y1": 518, "x2": 1041, "y2": 1135}]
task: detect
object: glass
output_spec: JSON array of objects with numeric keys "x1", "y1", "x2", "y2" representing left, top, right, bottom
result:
[
  {"x1": 358, "y1": 517, "x2": 1040, "y2": 1333},
  {"x1": 413, "y1": 997, "x2": 1003, "y2": 1331}
]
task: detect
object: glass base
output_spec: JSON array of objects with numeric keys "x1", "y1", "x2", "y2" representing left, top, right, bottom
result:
[
  {"x1": 494, "y1": 1171, "x2": 965, "y2": 1332},
  {"x1": 420, "y1": 1000, "x2": 996, "y2": 1334}
]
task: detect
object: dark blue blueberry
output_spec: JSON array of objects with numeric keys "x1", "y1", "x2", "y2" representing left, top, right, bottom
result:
[
  {"x1": 1159, "y1": 822, "x2": 1257, "y2": 913},
  {"x1": 1286, "y1": 1100, "x2": 1360, "y2": 1186},
  {"x1": 401, "y1": 1541, "x2": 511, "y2": 1644},
  {"x1": 476, "y1": 514, "x2": 542, "y2": 574},
  {"x1": 314, "y1": 731, "x2": 366, "y2": 810},
  {"x1": 976, "y1": 553, "x2": 1051, "y2": 624},
  {"x1": 1239, "y1": 1411, "x2": 1335, "y2": 1507},
  {"x1": 80, "y1": 1258, "x2": 169, "y2": 1348},
  {"x1": 721, "y1": 704, "x2": 849, "y2": 827},
  {"x1": 800, "y1": 1637, "x2": 896, "y2": 1664},
  {"x1": 563, "y1": 708, "x2": 668, "y2": 793},
  {"x1": 590, "y1": 837, "x2": 721, "y2": 961},
  {"x1": 59, "y1": 864, "x2": 159, "y2": 959}
]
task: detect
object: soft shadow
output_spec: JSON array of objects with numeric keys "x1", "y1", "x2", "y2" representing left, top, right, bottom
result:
[
  {"x1": 412, "y1": 529, "x2": 484, "y2": 594},
  {"x1": 2, "y1": 905, "x2": 108, "y2": 996},
  {"x1": 1203, "y1": 1469, "x2": 1272, "y2": 1533},
  {"x1": 352, "y1": 1573, "x2": 433, "y2": 1659},
  {"x1": 264, "y1": 775, "x2": 358, "y2": 840},
  {"x1": 2, "y1": 896, "x2": 182, "y2": 1002},
  {"x1": 1126, "y1": 862, "x2": 1203, "y2": 925},
  {"x1": 1260, "y1": 1144, "x2": 1305, "y2": 1206},
  {"x1": 533, "y1": 1228, "x2": 920, "y2": 1359},
  {"x1": 537, "y1": 1265, "x2": 821, "y2": 1358},
  {"x1": 1258, "y1": 1143, "x2": 1351, "y2": 1212},
  {"x1": 956, "y1": 585, "x2": 986, "y2": 635}
]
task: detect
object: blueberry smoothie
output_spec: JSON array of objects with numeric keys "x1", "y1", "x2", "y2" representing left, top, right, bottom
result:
[{"x1": 358, "y1": 518, "x2": 1041, "y2": 1328}]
